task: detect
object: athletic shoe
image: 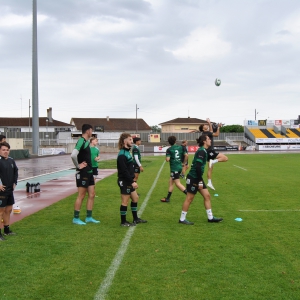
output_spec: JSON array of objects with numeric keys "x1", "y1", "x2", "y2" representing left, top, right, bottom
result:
[
  {"x1": 207, "y1": 182, "x2": 215, "y2": 190},
  {"x1": 0, "y1": 234, "x2": 6, "y2": 241},
  {"x1": 208, "y1": 216, "x2": 223, "y2": 223},
  {"x1": 72, "y1": 218, "x2": 86, "y2": 225},
  {"x1": 180, "y1": 173, "x2": 185, "y2": 179},
  {"x1": 121, "y1": 221, "x2": 136, "y2": 227},
  {"x1": 209, "y1": 160, "x2": 213, "y2": 168},
  {"x1": 85, "y1": 217, "x2": 100, "y2": 224},
  {"x1": 160, "y1": 197, "x2": 170, "y2": 202},
  {"x1": 134, "y1": 218, "x2": 147, "y2": 224},
  {"x1": 178, "y1": 219, "x2": 194, "y2": 225},
  {"x1": 3, "y1": 230, "x2": 16, "y2": 236}
]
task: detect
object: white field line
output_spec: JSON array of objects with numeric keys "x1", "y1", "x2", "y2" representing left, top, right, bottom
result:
[
  {"x1": 18, "y1": 167, "x2": 73, "y2": 182},
  {"x1": 233, "y1": 165, "x2": 247, "y2": 171},
  {"x1": 94, "y1": 160, "x2": 166, "y2": 300},
  {"x1": 239, "y1": 210, "x2": 300, "y2": 212}
]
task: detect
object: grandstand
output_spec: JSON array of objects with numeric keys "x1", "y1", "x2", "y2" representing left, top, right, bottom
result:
[{"x1": 244, "y1": 117, "x2": 300, "y2": 151}]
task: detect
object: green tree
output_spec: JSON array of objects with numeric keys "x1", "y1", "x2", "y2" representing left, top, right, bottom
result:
[
  {"x1": 151, "y1": 125, "x2": 161, "y2": 133},
  {"x1": 220, "y1": 125, "x2": 244, "y2": 133}
]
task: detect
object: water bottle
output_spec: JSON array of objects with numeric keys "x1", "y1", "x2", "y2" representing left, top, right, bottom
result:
[
  {"x1": 34, "y1": 183, "x2": 40, "y2": 193},
  {"x1": 26, "y1": 182, "x2": 30, "y2": 193}
]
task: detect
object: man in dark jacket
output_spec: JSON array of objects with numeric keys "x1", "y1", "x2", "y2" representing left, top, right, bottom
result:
[
  {"x1": 0, "y1": 142, "x2": 18, "y2": 241},
  {"x1": 117, "y1": 133, "x2": 147, "y2": 227}
]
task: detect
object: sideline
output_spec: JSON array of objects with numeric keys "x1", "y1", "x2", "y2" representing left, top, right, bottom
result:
[
  {"x1": 94, "y1": 160, "x2": 166, "y2": 300},
  {"x1": 233, "y1": 164, "x2": 247, "y2": 171}
]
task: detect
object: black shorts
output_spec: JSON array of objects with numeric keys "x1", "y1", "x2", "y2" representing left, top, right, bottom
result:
[
  {"x1": 0, "y1": 191, "x2": 15, "y2": 208},
  {"x1": 92, "y1": 167, "x2": 98, "y2": 176},
  {"x1": 207, "y1": 147, "x2": 219, "y2": 161},
  {"x1": 117, "y1": 180, "x2": 135, "y2": 195},
  {"x1": 76, "y1": 171, "x2": 95, "y2": 188},
  {"x1": 186, "y1": 175, "x2": 207, "y2": 194},
  {"x1": 134, "y1": 166, "x2": 140, "y2": 174},
  {"x1": 170, "y1": 171, "x2": 181, "y2": 180}
]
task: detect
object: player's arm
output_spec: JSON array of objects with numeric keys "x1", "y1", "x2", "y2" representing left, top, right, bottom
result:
[
  {"x1": 182, "y1": 153, "x2": 188, "y2": 165},
  {"x1": 206, "y1": 118, "x2": 213, "y2": 132},
  {"x1": 195, "y1": 150, "x2": 206, "y2": 180},
  {"x1": 166, "y1": 148, "x2": 171, "y2": 162},
  {"x1": 13, "y1": 160, "x2": 18, "y2": 189},
  {"x1": 134, "y1": 154, "x2": 142, "y2": 167}
]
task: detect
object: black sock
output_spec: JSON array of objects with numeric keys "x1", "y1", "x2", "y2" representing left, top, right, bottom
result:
[
  {"x1": 131, "y1": 202, "x2": 138, "y2": 220},
  {"x1": 4, "y1": 225, "x2": 9, "y2": 234},
  {"x1": 167, "y1": 192, "x2": 172, "y2": 199},
  {"x1": 120, "y1": 205, "x2": 127, "y2": 223}
]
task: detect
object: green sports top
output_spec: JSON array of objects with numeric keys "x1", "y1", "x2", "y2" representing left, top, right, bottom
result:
[
  {"x1": 188, "y1": 146, "x2": 207, "y2": 180},
  {"x1": 166, "y1": 144, "x2": 186, "y2": 172},
  {"x1": 90, "y1": 146, "x2": 100, "y2": 168}
]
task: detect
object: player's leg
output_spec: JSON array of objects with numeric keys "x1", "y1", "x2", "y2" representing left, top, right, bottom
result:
[
  {"x1": 130, "y1": 190, "x2": 147, "y2": 224},
  {"x1": 0, "y1": 206, "x2": 6, "y2": 241},
  {"x1": 85, "y1": 179, "x2": 100, "y2": 223},
  {"x1": 199, "y1": 186, "x2": 223, "y2": 223},
  {"x1": 161, "y1": 176, "x2": 174, "y2": 202},
  {"x1": 73, "y1": 186, "x2": 88, "y2": 225},
  {"x1": 179, "y1": 193, "x2": 195, "y2": 225}
]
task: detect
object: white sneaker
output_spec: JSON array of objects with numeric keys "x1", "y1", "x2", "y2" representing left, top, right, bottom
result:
[
  {"x1": 209, "y1": 160, "x2": 213, "y2": 168},
  {"x1": 207, "y1": 182, "x2": 215, "y2": 190}
]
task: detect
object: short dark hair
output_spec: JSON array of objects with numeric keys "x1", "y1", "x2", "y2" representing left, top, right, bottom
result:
[
  {"x1": 168, "y1": 135, "x2": 176, "y2": 146},
  {"x1": 0, "y1": 135, "x2": 6, "y2": 142},
  {"x1": 196, "y1": 135, "x2": 208, "y2": 146},
  {"x1": 0, "y1": 141, "x2": 10, "y2": 149},
  {"x1": 82, "y1": 124, "x2": 93, "y2": 134},
  {"x1": 133, "y1": 137, "x2": 141, "y2": 143}
]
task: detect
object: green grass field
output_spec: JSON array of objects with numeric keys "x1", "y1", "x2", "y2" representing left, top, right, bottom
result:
[{"x1": 1, "y1": 153, "x2": 300, "y2": 300}]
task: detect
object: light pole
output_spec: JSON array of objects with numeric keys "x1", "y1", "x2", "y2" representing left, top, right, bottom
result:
[
  {"x1": 136, "y1": 104, "x2": 139, "y2": 133},
  {"x1": 45, "y1": 118, "x2": 49, "y2": 138},
  {"x1": 255, "y1": 109, "x2": 258, "y2": 120}
]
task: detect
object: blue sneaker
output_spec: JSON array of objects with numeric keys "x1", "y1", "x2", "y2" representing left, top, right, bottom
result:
[
  {"x1": 72, "y1": 218, "x2": 86, "y2": 225},
  {"x1": 85, "y1": 217, "x2": 100, "y2": 224}
]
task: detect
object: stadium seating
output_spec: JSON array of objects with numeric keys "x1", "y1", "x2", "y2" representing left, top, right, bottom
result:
[
  {"x1": 286, "y1": 129, "x2": 300, "y2": 138},
  {"x1": 287, "y1": 128, "x2": 300, "y2": 137},
  {"x1": 249, "y1": 129, "x2": 268, "y2": 138}
]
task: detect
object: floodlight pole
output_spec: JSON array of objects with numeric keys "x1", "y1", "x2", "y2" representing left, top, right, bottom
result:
[
  {"x1": 136, "y1": 104, "x2": 139, "y2": 133},
  {"x1": 32, "y1": 0, "x2": 40, "y2": 154}
]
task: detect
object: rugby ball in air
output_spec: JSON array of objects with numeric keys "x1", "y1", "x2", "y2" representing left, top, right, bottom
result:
[{"x1": 215, "y1": 78, "x2": 221, "y2": 86}]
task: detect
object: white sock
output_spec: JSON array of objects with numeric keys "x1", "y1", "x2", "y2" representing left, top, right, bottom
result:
[
  {"x1": 206, "y1": 209, "x2": 213, "y2": 220},
  {"x1": 208, "y1": 179, "x2": 212, "y2": 184},
  {"x1": 180, "y1": 211, "x2": 187, "y2": 221}
]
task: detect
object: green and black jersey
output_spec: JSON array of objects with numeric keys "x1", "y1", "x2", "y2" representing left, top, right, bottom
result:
[
  {"x1": 75, "y1": 137, "x2": 92, "y2": 172},
  {"x1": 166, "y1": 144, "x2": 186, "y2": 173},
  {"x1": 188, "y1": 146, "x2": 207, "y2": 181},
  {"x1": 132, "y1": 144, "x2": 141, "y2": 167},
  {"x1": 117, "y1": 147, "x2": 135, "y2": 184}
]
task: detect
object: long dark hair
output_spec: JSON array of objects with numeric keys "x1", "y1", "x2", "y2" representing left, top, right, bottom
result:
[{"x1": 196, "y1": 135, "x2": 207, "y2": 146}]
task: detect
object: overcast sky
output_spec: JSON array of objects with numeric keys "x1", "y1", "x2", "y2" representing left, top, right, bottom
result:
[{"x1": 1, "y1": 0, "x2": 300, "y2": 127}]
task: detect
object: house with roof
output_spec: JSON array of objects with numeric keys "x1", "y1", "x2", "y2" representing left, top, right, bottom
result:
[
  {"x1": 159, "y1": 117, "x2": 209, "y2": 133},
  {"x1": 70, "y1": 117, "x2": 152, "y2": 143},
  {"x1": 70, "y1": 117, "x2": 151, "y2": 133},
  {"x1": 0, "y1": 107, "x2": 74, "y2": 140}
]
